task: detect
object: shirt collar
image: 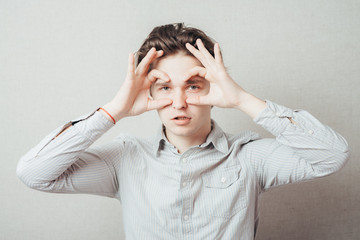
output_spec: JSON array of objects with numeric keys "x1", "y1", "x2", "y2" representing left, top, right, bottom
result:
[
  {"x1": 200, "y1": 120, "x2": 229, "y2": 153},
  {"x1": 153, "y1": 125, "x2": 168, "y2": 155},
  {"x1": 152, "y1": 119, "x2": 229, "y2": 155}
]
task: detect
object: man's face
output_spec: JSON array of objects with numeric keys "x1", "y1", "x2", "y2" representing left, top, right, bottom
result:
[{"x1": 151, "y1": 53, "x2": 212, "y2": 141}]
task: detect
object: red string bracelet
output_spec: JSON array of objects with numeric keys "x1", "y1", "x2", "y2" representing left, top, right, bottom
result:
[{"x1": 99, "y1": 107, "x2": 116, "y2": 124}]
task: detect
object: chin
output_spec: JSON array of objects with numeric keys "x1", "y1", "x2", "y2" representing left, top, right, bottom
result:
[
  {"x1": 165, "y1": 123, "x2": 194, "y2": 136},
  {"x1": 173, "y1": 129, "x2": 196, "y2": 137},
  {"x1": 165, "y1": 120, "x2": 209, "y2": 139}
]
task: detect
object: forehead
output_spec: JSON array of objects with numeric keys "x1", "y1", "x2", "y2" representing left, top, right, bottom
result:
[{"x1": 152, "y1": 53, "x2": 203, "y2": 78}]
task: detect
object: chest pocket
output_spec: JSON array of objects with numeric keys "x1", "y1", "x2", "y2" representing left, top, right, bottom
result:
[{"x1": 200, "y1": 165, "x2": 247, "y2": 219}]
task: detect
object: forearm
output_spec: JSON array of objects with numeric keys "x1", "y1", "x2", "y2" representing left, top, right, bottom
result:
[
  {"x1": 17, "y1": 109, "x2": 115, "y2": 190},
  {"x1": 243, "y1": 100, "x2": 350, "y2": 191},
  {"x1": 54, "y1": 124, "x2": 72, "y2": 138},
  {"x1": 234, "y1": 91, "x2": 267, "y2": 120},
  {"x1": 256, "y1": 100, "x2": 349, "y2": 185},
  {"x1": 234, "y1": 91, "x2": 299, "y2": 125},
  {"x1": 54, "y1": 107, "x2": 119, "y2": 139}
]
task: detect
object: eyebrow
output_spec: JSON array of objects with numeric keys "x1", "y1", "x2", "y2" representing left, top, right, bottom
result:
[
  {"x1": 152, "y1": 77, "x2": 206, "y2": 87},
  {"x1": 153, "y1": 79, "x2": 170, "y2": 86},
  {"x1": 185, "y1": 78, "x2": 206, "y2": 84}
]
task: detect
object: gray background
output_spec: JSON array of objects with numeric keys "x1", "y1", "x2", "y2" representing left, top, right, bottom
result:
[{"x1": 1, "y1": 0, "x2": 359, "y2": 239}]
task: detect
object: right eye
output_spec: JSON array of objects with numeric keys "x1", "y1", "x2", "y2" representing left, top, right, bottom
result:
[{"x1": 160, "y1": 86, "x2": 170, "y2": 91}]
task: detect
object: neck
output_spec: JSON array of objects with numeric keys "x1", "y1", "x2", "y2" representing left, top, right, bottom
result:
[{"x1": 165, "y1": 124, "x2": 212, "y2": 154}]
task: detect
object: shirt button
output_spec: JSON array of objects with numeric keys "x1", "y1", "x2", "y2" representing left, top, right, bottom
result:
[
  {"x1": 221, "y1": 177, "x2": 226, "y2": 183},
  {"x1": 184, "y1": 215, "x2": 189, "y2": 221},
  {"x1": 276, "y1": 111, "x2": 281, "y2": 117},
  {"x1": 182, "y1": 158, "x2": 187, "y2": 163},
  {"x1": 308, "y1": 130, "x2": 314, "y2": 135},
  {"x1": 182, "y1": 182, "x2": 187, "y2": 187}
]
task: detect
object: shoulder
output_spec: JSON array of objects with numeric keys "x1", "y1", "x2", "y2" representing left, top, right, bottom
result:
[
  {"x1": 225, "y1": 130, "x2": 262, "y2": 148},
  {"x1": 225, "y1": 131, "x2": 282, "y2": 159},
  {"x1": 113, "y1": 133, "x2": 150, "y2": 146},
  {"x1": 113, "y1": 133, "x2": 138, "y2": 145},
  {"x1": 113, "y1": 133, "x2": 155, "y2": 153}
]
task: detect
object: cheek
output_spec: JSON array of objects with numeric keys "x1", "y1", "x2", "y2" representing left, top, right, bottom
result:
[
  {"x1": 190, "y1": 105, "x2": 211, "y2": 116},
  {"x1": 152, "y1": 90, "x2": 169, "y2": 100},
  {"x1": 157, "y1": 107, "x2": 169, "y2": 120}
]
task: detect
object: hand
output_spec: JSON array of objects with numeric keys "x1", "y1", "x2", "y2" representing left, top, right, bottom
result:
[
  {"x1": 102, "y1": 48, "x2": 172, "y2": 121},
  {"x1": 185, "y1": 39, "x2": 266, "y2": 118},
  {"x1": 184, "y1": 39, "x2": 246, "y2": 109}
]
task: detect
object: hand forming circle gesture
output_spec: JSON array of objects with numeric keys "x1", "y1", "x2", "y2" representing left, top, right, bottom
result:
[
  {"x1": 104, "y1": 47, "x2": 173, "y2": 121},
  {"x1": 184, "y1": 39, "x2": 247, "y2": 109}
]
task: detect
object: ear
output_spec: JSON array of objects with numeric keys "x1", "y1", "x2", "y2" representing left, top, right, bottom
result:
[{"x1": 149, "y1": 86, "x2": 154, "y2": 100}]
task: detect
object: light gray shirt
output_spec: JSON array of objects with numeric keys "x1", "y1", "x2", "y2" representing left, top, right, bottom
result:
[{"x1": 16, "y1": 100, "x2": 349, "y2": 240}]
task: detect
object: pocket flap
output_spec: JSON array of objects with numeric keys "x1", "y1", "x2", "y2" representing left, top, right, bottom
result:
[{"x1": 202, "y1": 165, "x2": 241, "y2": 188}]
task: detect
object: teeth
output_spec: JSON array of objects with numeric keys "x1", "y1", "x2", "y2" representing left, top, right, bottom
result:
[{"x1": 176, "y1": 117, "x2": 188, "y2": 120}]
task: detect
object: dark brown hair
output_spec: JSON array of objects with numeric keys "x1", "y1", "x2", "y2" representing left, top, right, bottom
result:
[{"x1": 136, "y1": 23, "x2": 216, "y2": 67}]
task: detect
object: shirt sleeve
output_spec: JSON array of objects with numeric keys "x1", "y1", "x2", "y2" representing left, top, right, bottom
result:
[
  {"x1": 16, "y1": 109, "x2": 120, "y2": 198},
  {"x1": 244, "y1": 100, "x2": 350, "y2": 192}
]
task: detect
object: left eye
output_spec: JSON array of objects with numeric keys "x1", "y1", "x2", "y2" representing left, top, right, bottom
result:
[{"x1": 188, "y1": 85, "x2": 199, "y2": 90}]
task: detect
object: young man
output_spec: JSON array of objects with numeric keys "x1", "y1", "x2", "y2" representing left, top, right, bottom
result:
[{"x1": 17, "y1": 23, "x2": 349, "y2": 239}]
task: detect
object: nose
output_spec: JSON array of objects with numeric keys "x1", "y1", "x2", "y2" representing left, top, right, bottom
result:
[{"x1": 172, "y1": 89, "x2": 187, "y2": 109}]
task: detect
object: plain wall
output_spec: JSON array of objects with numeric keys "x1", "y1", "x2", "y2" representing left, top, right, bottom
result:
[{"x1": 1, "y1": 0, "x2": 359, "y2": 239}]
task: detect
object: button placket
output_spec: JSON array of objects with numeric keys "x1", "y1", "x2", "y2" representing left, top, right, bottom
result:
[{"x1": 179, "y1": 149, "x2": 200, "y2": 232}]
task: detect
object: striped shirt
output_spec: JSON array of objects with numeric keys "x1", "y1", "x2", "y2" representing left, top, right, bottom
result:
[{"x1": 16, "y1": 100, "x2": 349, "y2": 239}]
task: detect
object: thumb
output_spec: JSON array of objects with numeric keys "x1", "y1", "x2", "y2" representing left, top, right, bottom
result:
[
  {"x1": 186, "y1": 95, "x2": 211, "y2": 106},
  {"x1": 148, "y1": 98, "x2": 172, "y2": 111}
]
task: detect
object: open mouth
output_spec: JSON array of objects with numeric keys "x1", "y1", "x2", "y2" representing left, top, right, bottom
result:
[
  {"x1": 173, "y1": 116, "x2": 190, "y2": 120},
  {"x1": 171, "y1": 116, "x2": 192, "y2": 125}
]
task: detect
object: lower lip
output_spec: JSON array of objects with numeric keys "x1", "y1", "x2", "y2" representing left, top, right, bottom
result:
[{"x1": 172, "y1": 118, "x2": 191, "y2": 125}]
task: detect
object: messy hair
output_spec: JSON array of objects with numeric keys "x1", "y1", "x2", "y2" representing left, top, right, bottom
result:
[{"x1": 136, "y1": 23, "x2": 216, "y2": 67}]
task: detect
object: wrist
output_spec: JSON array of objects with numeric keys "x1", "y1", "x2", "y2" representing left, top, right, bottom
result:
[
  {"x1": 99, "y1": 101, "x2": 127, "y2": 123},
  {"x1": 235, "y1": 92, "x2": 267, "y2": 119},
  {"x1": 98, "y1": 107, "x2": 116, "y2": 124}
]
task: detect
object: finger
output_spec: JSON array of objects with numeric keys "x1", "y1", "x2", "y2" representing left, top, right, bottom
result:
[
  {"x1": 214, "y1": 43, "x2": 223, "y2": 64},
  {"x1": 147, "y1": 69, "x2": 170, "y2": 83},
  {"x1": 143, "y1": 49, "x2": 164, "y2": 73},
  {"x1": 183, "y1": 66, "x2": 207, "y2": 81},
  {"x1": 148, "y1": 98, "x2": 173, "y2": 111},
  {"x1": 128, "y1": 53, "x2": 135, "y2": 72},
  {"x1": 126, "y1": 52, "x2": 135, "y2": 79},
  {"x1": 136, "y1": 48, "x2": 158, "y2": 74},
  {"x1": 186, "y1": 95, "x2": 212, "y2": 106},
  {"x1": 185, "y1": 42, "x2": 209, "y2": 68},
  {"x1": 196, "y1": 38, "x2": 215, "y2": 62},
  {"x1": 152, "y1": 50, "x2": 164, "y2": 61},
  {"x1": 155, "y1": 50, "x2": 164, "y2": 58}
]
